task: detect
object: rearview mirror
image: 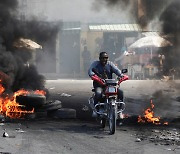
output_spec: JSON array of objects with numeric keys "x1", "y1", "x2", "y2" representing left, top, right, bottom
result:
[{"x1": 121, "y1": 69, "x2": 128, "y2": 73}]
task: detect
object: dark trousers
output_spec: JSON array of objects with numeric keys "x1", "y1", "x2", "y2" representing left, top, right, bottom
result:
[{"x1": 94, "y1": 87, "x2": 124, "y2": 105}]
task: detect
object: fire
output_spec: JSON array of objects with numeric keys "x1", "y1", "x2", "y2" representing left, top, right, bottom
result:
[
  {"x1": 34, "y1": 90, "x2": 46, "y2": 96},
  {"x1": 138, "y1": 100, "x2": 168, "y2": 125},
  {"x1": 0, "y1": 82, "x2": 45, "y2": 119}
]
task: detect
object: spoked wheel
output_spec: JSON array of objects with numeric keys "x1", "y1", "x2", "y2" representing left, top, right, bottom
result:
[
  {"x1": 109, "y1": 104, "x2": 117, "y2": 135},
  {"x1": 100, "y1": 118, "x2": 106, "y2": 128}
]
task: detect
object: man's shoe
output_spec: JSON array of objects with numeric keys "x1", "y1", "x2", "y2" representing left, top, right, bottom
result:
[{"x1": 92, "y1": 111, "x2": 97, "y2": 118}]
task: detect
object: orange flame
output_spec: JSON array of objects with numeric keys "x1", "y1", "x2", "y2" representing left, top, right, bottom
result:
[
  {"x1": 34, "y1": 90, "x2": 46, "y2": 95},
  {"x1": 138, "y1": 100, "x2": 168, "y2": 125},
  {"x1": 0, "y1": 82, "x2": 45, "y2": 119}
]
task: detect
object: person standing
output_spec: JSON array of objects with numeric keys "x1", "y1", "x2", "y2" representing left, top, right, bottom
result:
[{"x1": 82, "y1": 46, "x2": 91, "y2": 77}]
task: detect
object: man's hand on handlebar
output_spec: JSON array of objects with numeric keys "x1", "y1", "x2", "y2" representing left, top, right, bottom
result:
[
  {"x1": 117, "y1": 74, "x2": 124, "y2": 80},
  {"x1": 91, "y1": 74, "x2": 105, "y2": 86},
  {"x1": 118, "y1": 74, "x2": 129, "y2": 84}
]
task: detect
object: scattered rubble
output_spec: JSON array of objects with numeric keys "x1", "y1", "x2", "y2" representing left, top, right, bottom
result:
[
  {"x1": 60, "y1": 93, "x2": 71, "y2": 97},
  {"x1": 135, "y1": 138, "x2": 142, "y2": 142},
  {"x1": 49, "y1": 87, "x2": 55, "y2": 90},
  {"x1": 135, "y1": 128, "x2": 180, "y2": 146},
  {"x1": 2, "y1": 131, "x2": 9, "y2": 137},
  {"x1": 82, "y1": 105, "x2": 89, "y2": 111},
  {"x1": 16, "y1": 129, "x2": 25, "y2": 133}
]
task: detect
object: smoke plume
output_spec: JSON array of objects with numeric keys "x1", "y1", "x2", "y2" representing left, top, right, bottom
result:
[
  {"x1": 0, "y1": 0, "x2": 58, "y2": 92},
  {"x1": 92, "y1": 0, "x2": 136, "y2": 23},
  {"x1": 93, "y1": 0, "x2": 179, "y2": 77},
  {"x1": 160, "y1": 0, "x2": 180, "y2": 77},
  {"x1": 92, "y1": 0, "x2": 168, "y2": 28}
]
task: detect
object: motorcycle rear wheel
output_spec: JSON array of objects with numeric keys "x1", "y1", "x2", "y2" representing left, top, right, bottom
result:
[{"x1": 109, "y1": 104, "x2": 117, "y2": 135}]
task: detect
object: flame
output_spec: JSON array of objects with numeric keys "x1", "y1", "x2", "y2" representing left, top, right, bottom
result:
[
  {"x1": 0, "y1": 82, "x2": 45, "y2": 119},
  {"x1": 34, "y1": 90, "x2": 46, "y2": 95},
  {"x1": 0, "y1": 83, "x2": 5, "y2": 94},
  {"x1": 138, "y1": 100, "x2": 168, "y2": 125}
]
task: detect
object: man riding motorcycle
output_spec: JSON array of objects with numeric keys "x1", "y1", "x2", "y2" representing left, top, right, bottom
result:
[{"x1": 88, "y1": 52, "x2": 124, "y2": 117}]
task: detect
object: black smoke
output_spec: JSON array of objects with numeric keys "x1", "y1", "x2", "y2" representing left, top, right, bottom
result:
[
  {"x1": 160, "y1": 0, "x2": 180, "y2": 77},
  {"x1": 92, "y1": 0, "x2": 168, "y2": 28},
  {"x1": 93, "y1": 0, "x2": 180, "y2": 77},
  {"x1": 92, "y1": 0, "x2": 137, "y2": 23},
  {"x1": 0, "y1": 0, "x2": 58, "y2": 92}
]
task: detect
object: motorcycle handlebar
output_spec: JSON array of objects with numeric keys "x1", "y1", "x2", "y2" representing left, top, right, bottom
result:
[
  {"x1": 91, "y1": 74, "x2": 105, "y2": 86},
  {"x1": 91, "y1": 68, "x2": 129, "y2": 85},
  {"x1": 118, "y1": 74, "x2": 129, "y2": 84}
]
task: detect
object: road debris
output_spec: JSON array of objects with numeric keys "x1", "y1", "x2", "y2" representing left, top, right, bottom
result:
[
  {"x1": 49, "y1": 87, "x2": 55, "y2": 90},
  {"x1": 135, "y1": 128, "x2": 180, "y2": 146},
  {"x1": 135, "y1": 138, "x2": 142, "y2": 142},
  {"x1": 16, "y1": 129, "x2": 25, "y2": 133},
  {"x1": 3, "y1": 131, "x2": 9, "y2": 137},
  {"x1": 82, "y1": 105, "x2": 89, "y2": 111},
  {"x1": 93, "y1": 135, "x2": 105, "y2": 139},
  {"x1": 60, "y1": 93, "x2": 71, "y2": 97}
]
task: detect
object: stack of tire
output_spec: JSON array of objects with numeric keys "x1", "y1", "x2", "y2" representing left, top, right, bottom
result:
[
  {"x1": 16, "y1": 94, "x2": 47, "y2": 119},
  {"x1": 16, "y1": 94, "x2": 76, "y2": 119},
  {"x1": 45, "y1": 100, "x2": 76, "y2": 119}
]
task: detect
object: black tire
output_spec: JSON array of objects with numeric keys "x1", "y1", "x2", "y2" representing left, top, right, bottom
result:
[
  {"x1": 16, "y1": 94, "x2": 46, "y2": 108},
  {"x1": 109, "y1": 103, "x2": 117, "y2": 135},
  {"x1": 100, "y1": 118, "x2": 106, "y2": 128},
  {"x1": 35, "y1": 111, "x2": 47, "y2": 118},
  {"x1": 45, "y1": 100, "x2": 62, "y2": 111},
  {"x1": 48, "y1": 108, "x2": 76, "y2": 119},
  {"x1": 25, "y1": 113, "x2": 36, "y2": 119}
]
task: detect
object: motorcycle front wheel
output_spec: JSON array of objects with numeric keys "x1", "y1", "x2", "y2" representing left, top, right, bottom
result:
[{"x1": 109, "y1": 103, "x2": 117, "y2": 135}]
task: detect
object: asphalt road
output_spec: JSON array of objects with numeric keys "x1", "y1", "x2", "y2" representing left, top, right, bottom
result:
[
  {"x1": 0, "y1": 79, "x2": 179, "y2": 154},
  {"x1": 46, "y1": 79, "x2": 180, "y2": 120}
]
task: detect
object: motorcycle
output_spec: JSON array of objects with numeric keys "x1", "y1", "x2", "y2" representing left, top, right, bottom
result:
[{"x1": 88, "y1": 69, "x2": 129, "y2": 135}]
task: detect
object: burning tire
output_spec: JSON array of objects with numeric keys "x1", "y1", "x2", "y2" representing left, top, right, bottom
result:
[{"x1": 16, "y1": 94, "x2": 46, "y2": 108}]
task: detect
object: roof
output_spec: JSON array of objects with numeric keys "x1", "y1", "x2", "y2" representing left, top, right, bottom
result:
[
  {"x1": 62, "y1": 21, "x2": 81, "y2": 31},
  {"x1": 89, "y1": 24, "x2": 142, "y2": 32},
  {"x1": 142, "y1": 32, "x2": 160, "y2": 37}
]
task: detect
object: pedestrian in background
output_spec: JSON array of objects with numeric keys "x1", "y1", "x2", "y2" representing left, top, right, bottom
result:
[{"x1": 82, "y1": 46, "x2": 91, "y2": 77}]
